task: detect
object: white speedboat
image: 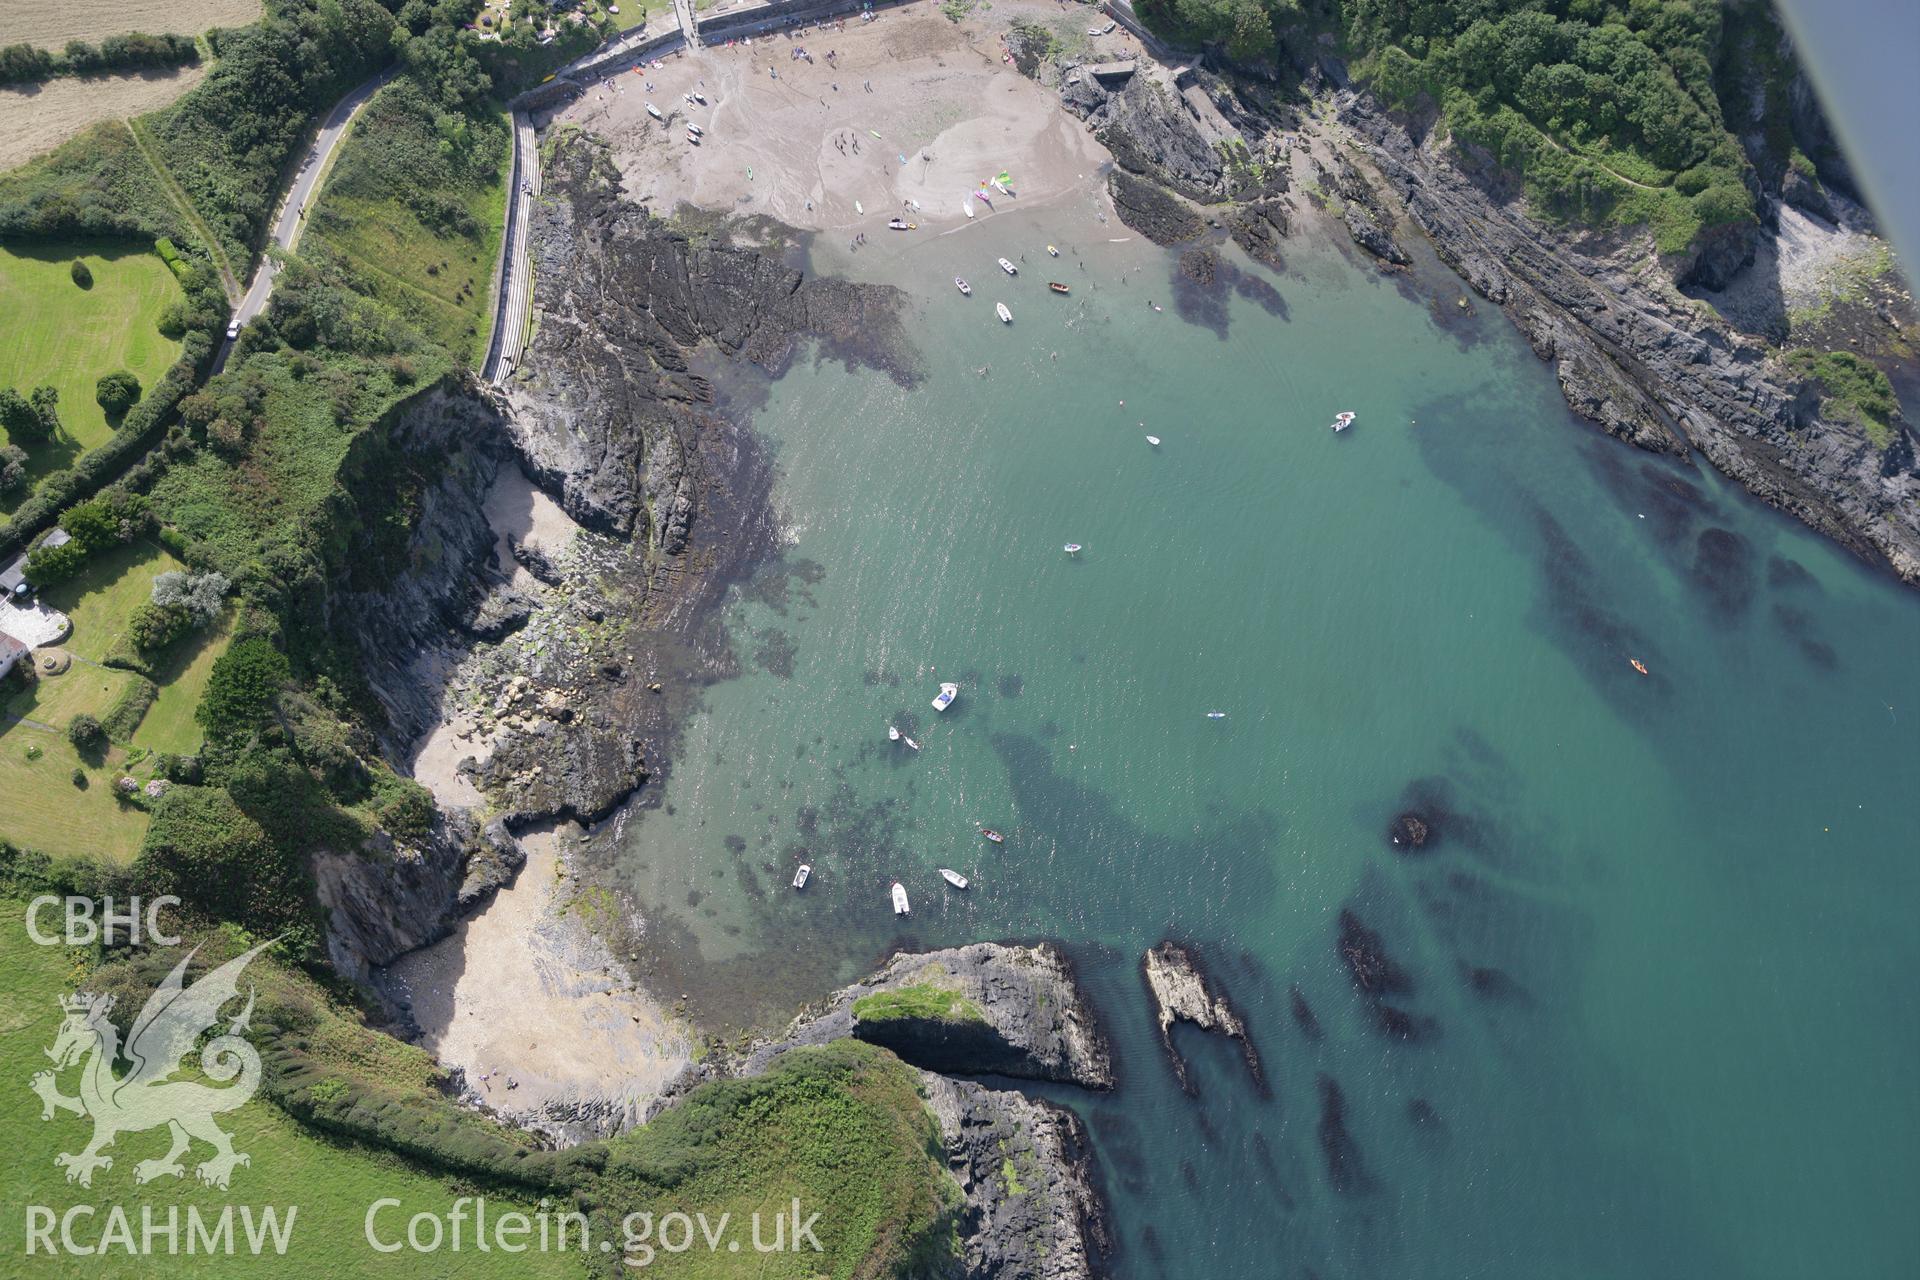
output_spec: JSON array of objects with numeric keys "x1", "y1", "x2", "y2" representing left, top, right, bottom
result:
[
  {"x1": 1064, "y1": 543, "x2": 1082, "y2": 554},
  {"x1": 998, "y1": 257, "x2": 1017, "y2": 275},
  {"x1": 939, "y1": 869, "x2": 969, "y2": 890},
  {"x1": 996, "y1": 302, "x2": 1012, "y2": 323},
  {"x1": 687, "y1": 122, "x2": 703, "y2": 136},
  {"x1": 686, "y1": 131, "x2": 701, "y2": 145},
  {"x1": 1146, "y1": 435, "x2": 1161, "y2": 446},
  {"x1": 888, "y1": 726, "x2": 901, "y2": 741},
  {"x1": 891, "y1": 881, "x2": 911, "y2": 914},
  {"x1": 1332, "y1": 410, "x2": 1356, "y2": 432},
  {"x1": 792, "y1": 864, "x2": 811, "y2": 889},
  {"x1": 1046, "y1": 244, "x2": 1059, "y2": 257},
  {"x1": 956, "y1": 277, "x2": 971, "y2": 296},
  {"x1": 645, "y1": 102, "x2": 663, "y2": 120},
  {"x1": 902, "y1": 734, "x2": 922, "y2": 751},
  {"x1": 1206, "y1": 710, "x2": 1227, "y2": 719},
  {"x1": 932, "y1": 682, "x2": 959, "y2": 712}
]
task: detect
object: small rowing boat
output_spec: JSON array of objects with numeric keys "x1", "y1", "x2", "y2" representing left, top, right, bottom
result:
[
  {"x1": 645, "y1": 102, "x2": 663, "y2": 120},
  {"x1": 1048, "y1": 282, "x2": 1070, "y2": 294},
  {"x1": 955, "y1": 277, "x2": 971, "y2": 295},
  {"x1": 1046, "y1": 244, "x2": 1059, "y2": 257},
  {"x1": 939, "y1": 868, "x2": 970, "y2": 889},
  {"x1": 1630, "y1": 658, "x2": 1649, "y2": 676},
  {"x1": 1146, "y1": 435, "x2": 1161, "y2": 446},
  {"x1": 854, "y1": 200, "x2": 864, "y2": 215},
  {"x1": 888, "y1": 218, "x2": 909, "y2": 230},
  {"x1": 888, "y1": 726, "x2": 901, "y2": 742},
  {"x1": 1064, "y1": 543, "x2": 1082, "y2": 555},
  {"x1": 963, "y1": 198, "x2": 975, "y2": 219},
  {"x1": 792, "y1": 864, "x2": 811, "y2": 889},
  {"x1": 687, "y1": 122, "x2": 703, "y2": 136},
  {"x1": 691, "y1": 90, "x2": 707, "y2": 104},
  {"x1": 902, "y1": 734, "x2": 921, "y2": 751},
  {"x1": 998, "y1": 257, "x2": 1017, "y2": 275},
  {"x1": 891, "y1": 881, "x2": 911, "y2": 914},
  {"x1": 932, "y1": 682, "x2": 959, "y2": 712},
  {"x1": 1206, "y1": 710, "x2": 1227, "y2": 720},
  {"x1": 686, "y1": 131, "x2": 701, "y2": 145},
  {"x1": 980, "y1": 828, "x2": 1005, "y2": 844},
  {"x1": 996, "y1": 302, "x2": 1012, "y2": 323}
]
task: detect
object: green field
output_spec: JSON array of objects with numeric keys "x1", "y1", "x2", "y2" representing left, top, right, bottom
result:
[
  {"x1": 0, "y1": 240, "x2": 182, "y2": 509},
  {"x1": 304, "y1": 79, "x2": 510, "y2": 367},
  {"x1": 0, "y1": 900, "x2": 583, "y2": 1277}
]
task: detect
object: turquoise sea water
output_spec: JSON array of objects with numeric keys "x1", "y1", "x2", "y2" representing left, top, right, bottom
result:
[{"x1": 604, "y1": 205, "x2": 1920, "y2": 1277}]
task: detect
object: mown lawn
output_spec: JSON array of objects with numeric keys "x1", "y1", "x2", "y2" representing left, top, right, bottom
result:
[
  {"x1": 133, "y1": 608, "x2": 232, "y2": 755},
  {"x1": 0, "y1": 240, "x2": 182, "y2": 514},
  {"x1": 0, "y1": 899, "x2": 586, "y2": 1277},
  {"x1": 36, "y1": 539, "x2": 188, "y2": 664},
  {"x1": 0, "y1": 724, "x2": 150, "y2": 862},
  {"x1": 304, "y1": 79, "x2": 510, "y2": 366}
]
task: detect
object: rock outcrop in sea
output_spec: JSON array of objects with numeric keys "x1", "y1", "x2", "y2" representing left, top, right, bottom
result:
[{"x1": 1142, "y1": 941, "x2": 1264, "y2": 1094}]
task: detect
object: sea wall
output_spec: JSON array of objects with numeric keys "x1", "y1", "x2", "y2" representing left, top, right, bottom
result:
[{"x1": 696, "y1": 0, "x2": 913, "y2": 45}]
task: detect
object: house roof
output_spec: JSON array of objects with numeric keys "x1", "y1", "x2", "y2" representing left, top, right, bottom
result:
[
  {"x1": 0, "y1": 553, "x2": 26, "y2": 594},
  {"x1": 0, "y1": 630, "x2": 28, "y2": 660}
]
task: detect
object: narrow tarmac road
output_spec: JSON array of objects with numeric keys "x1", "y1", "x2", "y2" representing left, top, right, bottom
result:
[{"x1": 212, "y1": 70, "x2": 391, "y2": 374}]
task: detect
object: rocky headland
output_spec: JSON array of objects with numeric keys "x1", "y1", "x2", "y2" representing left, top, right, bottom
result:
[
  {"x1": 678, "y1": 942, "x2": 1114, "y2": 1090},
  {"x1": 655, "y1": 942, "x2": 1115, "y2": 1280},
  {"x1": 1038, "y1": 42, "x2": 1919, "y2": 588}
]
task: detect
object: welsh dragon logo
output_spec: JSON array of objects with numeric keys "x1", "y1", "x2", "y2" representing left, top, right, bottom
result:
[{"x1": 31, "y1": 941, "x2": 270, "y2": 1190}]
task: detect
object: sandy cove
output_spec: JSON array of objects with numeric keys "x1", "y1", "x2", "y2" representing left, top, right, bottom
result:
[
  {"x1": 552, "y1": 0, "x2": 1131, "y2": 238},
  {"x1": 388, "y1": 465, "x2": 692, "y2": 1144},
  {"x1": 388, "y1": 0, "x2": 1141, "y2": 1138}
]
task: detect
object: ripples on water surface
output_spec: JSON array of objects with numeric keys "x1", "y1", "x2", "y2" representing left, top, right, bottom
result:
[{"x1": 598, "y1": 208, "x2": 1920, "y2": 1277}]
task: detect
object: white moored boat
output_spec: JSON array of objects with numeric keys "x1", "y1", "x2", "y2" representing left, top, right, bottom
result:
[
  {"x1": 687, "y1": 122, "x2": 703, "y2": 136},
  {"x1": 931, "y1": 682, "x2": 958, "y2": 712},
  {"x1": 888, "y1": 726, "x2": 901, "y2": 742},
  {"x1": 1332, "y1": 410, "x2": 1356, "y2": 432},
  {"x1": 939, "y1": 869, "x2": 969, "y2": 889},
  {"x1": 1047, "y1": 244, "x2": 1059, "y2": 257},
  {"x1": 996, "y1": 302, "x2": 1012, "y2": 323},
  {"x1": 792, "y1": 864, "x2": 811, "y2": 889},
  {"x1": 998, "y1": 257, "x2": 1017, "y2": 275},
  {"x1": 1064, "y1": 543, "x2": 1082, "y2": 555},
  {"x1": 692, "y1": 90, "x2": 707, "y2": 104},
  {"x1": 902, "y1": 734, "x2": 922, "y2": 751},
  {"x1": 1206, "y1": 710, "x2": 1227, "y2": 719},
  {"x1": 955, "y1": 277, "x2": 971, "y2": 295},
  {"x1": 645, "y1": 102, "x2": 663, "y2": 120},
  {"x1": 963, "y1": 198, "x2": 975, "y2": 219},
  {"x1": 891, "y1": 881, "x2": 911, "y2": 915},
  {"x1": 855, "y1": 200, "x2": 864, "y2": 215},
  {"x1": 1146, "y1": 435, "x2": 1161, "y2": 446}
]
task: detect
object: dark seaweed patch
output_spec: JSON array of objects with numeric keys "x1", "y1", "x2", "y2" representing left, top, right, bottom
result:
[
  {"x1": 996, "y1": 673, "x2": 1025, "y2": 698},
  {"x1": 1316, "y1": 1075, "x2": 1371, "y2": 1196},
  {"x1": 1768, "y1": 555, "x2": 1819, "y2": 592},
  {"x1": 752, "y1": 626, "x2": 797, "y2": 677},
  {"x1": 723, "y1": 834, "x2": 747, "y2": 854},
  {"x1": 1772, "y1": 603, "x2": 1839, "y2": 670},
  {"x1": 1338, "y1": 909, "x2": 1413, "y2": 997},
  {"x1": 1688, "y1": 527, "x2": 1756, "y2": 620},
  {"x1": 1289, "y1": 985, "x2": 1325, "y2": 1040},
  {"x1": 1463, "y1": 963, "x2": 1532, "y2": 1005}
]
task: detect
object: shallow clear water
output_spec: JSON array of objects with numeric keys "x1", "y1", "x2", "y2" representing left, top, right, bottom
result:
[{"x1": 605, "y1": 207, "x2": 1920, "y2": 1277}]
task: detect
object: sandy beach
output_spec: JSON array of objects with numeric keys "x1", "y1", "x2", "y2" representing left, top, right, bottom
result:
[{"x1": 551, "y1": 1, "x2": 1130, "y2": 239}]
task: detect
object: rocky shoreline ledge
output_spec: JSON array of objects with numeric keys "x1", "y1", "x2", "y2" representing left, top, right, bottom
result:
[{"x1": 1035, "y1": 40, "x2": 1918, "y2": 587}]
